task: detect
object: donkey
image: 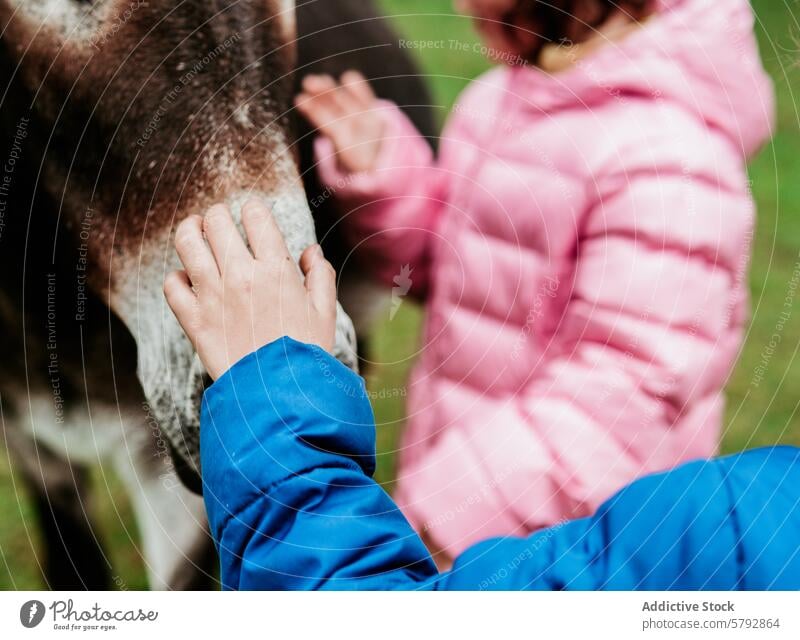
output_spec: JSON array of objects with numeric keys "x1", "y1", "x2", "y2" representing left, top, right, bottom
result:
[{"x1": 0, "y1": 0, "x2": 433, "y2": 589}]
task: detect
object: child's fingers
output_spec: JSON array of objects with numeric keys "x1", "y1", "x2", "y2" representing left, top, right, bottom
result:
[
  {"x1": 163, "y1": 270, "x2": 197, "y2": 334},
  {"x1": 202, "y1": 204, "x2": 252, "y2": 274},
  {"x1": 301, "y1": 74, "x2": 337, "y2": 95},
  {"x1": 294, "y1": 92, "x2": 313, "y2": 112},
  {"x1": 295, "y1": 92, "x2": 345, "y2": 135},
  {"x1": 340, "y1": 70, "x2": 376, "y2": 107},
  {"x1": 174, "y1": 215, "x2": 219, "y2": 284},
  {"x1": 301, "y1": 73, "x2": 361, "y2": 120},
  {"x1": 324, "y1": 79, "x2": 362, "y2": 118},
  {"x1": 300, "y1": 244, "x2": 337, "y2": 317},
  {"x1": 241, "y1": 198, "x2": 292, "y2": 263},
  {"x1": 293, "y1": 93, "x2": 316, "y2": 124},
  {"x1": 295, "y1": 92, "x2": 333, "y2": 128}
]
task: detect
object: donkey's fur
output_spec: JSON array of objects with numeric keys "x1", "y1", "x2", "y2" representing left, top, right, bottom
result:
[{"x1": 0, "y1": 0, "x2": 433, "y2": 589}]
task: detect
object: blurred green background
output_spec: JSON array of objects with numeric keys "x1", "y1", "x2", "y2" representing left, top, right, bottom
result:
[{"x1": 1, "y1": 0, "x2": 798, "y2": 589}]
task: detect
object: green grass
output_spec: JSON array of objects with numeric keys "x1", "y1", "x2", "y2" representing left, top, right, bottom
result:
[
  {"x1": 1, "y1": 0, "x2": 799, "y2": 589},
  {"x1": 723, "y1": 0, "x2": 800, "y2": 453}
]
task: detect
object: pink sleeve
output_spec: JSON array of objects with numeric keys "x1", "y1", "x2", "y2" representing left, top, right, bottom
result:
[
  {"x1": 397, "y1": 159, "x2": 753, "y2": 557},
  {"x1": 314, "y1": 101, "x2": 445, "y2": 298}
]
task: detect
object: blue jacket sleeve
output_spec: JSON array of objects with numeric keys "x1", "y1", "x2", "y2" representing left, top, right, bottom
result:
[
  {"x1": 200, "y1": 337, "x2": 438, "y2": 589},
  {"x1": 200, "y1": 338, "x2": 800, "y2": 590},
  {"x1": 439, "y1": 446, "x2": 800, "y2": 590}
]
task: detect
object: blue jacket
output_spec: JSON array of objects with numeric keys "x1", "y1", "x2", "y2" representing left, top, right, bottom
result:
[{"x1": 200, "y1": 338, "x2": 800, "y2": 590}]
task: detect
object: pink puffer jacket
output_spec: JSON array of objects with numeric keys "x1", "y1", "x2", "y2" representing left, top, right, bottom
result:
[{"x1": 315, "y1": 0, "x2": 775, "y2": 556}]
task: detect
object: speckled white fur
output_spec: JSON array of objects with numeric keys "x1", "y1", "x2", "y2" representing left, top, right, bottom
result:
[{"x1": 112, "y1": 174, "x2": 358, "y2": 475}]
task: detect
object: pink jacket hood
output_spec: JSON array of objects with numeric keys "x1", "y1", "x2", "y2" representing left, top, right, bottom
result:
[{"x1": 526, "y1": 0, "x2": 774, "y2": 157}]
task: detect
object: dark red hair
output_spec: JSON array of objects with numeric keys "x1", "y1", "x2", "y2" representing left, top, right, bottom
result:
[{"x1": 503, "y1": 1, "x2": 654, "y2": 62}]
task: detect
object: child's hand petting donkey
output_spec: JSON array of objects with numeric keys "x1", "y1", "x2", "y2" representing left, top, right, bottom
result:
[{"x1": 164, "y1": 200, "x2": 338, "y2": 380}]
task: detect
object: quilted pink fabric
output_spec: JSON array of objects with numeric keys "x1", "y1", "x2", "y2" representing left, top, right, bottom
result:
[{"x1": 314, "y1": 0, "x2": 775, "y2": 556}]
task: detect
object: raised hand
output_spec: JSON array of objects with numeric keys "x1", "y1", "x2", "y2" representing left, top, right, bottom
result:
[{"x1": 295, "y1": 71, "x2": 386, "y2": 174}]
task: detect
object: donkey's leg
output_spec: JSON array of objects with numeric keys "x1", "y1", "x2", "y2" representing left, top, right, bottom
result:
[
  {"x1": 31, "y1": 468, "x2": 111, "y2": 590},
  {"x1": 4, "y1": 428, "x2": 110, "y2": 589},
  {"x1": 112, "y1": 433, "x2": 215, "y2": 590}
]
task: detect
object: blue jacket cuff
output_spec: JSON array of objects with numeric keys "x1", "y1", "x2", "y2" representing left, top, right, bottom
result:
[{"x1": 200, "y1": 337, "x2": 375, "y2": 541}]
